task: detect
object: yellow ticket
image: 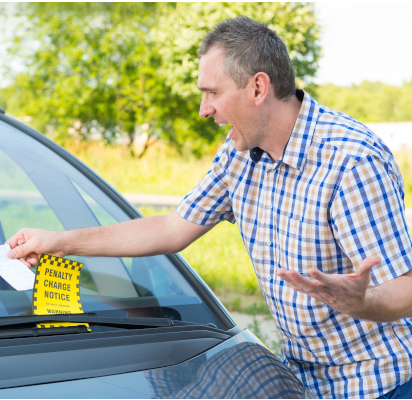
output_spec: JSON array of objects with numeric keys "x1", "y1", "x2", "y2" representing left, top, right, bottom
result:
[{"x1": 32, "y1": 254, "x2": 90, "y2": 331}]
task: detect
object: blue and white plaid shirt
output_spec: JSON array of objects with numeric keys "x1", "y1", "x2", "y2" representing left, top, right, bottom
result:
[{"x1": 177, "y1": 89, "x2": 412, "y2": 399}]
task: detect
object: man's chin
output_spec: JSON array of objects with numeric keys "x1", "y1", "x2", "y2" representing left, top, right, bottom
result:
[{"x1": 231, "y1": 140, "x2": 250, "y2": 153}]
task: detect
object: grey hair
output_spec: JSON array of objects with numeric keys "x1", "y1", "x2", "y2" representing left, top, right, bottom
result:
[{"x1": 198, "y1": 16, "x2": 296, "y2": 101}]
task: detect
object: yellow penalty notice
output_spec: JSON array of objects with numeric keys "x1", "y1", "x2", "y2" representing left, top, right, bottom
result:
[{"x1": 32, "y1": 254, "x2": 89, "y2": 330}]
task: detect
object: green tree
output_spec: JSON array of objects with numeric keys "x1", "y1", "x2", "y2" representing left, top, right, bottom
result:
[
  {"x1": 154, "y1": 2, "x2": 320, "y2": 154},
  {"x1": 1, "y1": 2, "x2": 321, "y2": 156},
  {"x1": 2, "y1": 3, "x2": 173, "y2": 154},
  {"x1": 316, "y1": 81, "x2": 412, "y2": 123}
]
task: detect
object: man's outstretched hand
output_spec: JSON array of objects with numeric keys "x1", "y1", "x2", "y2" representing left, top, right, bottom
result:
[
  {"x1": 5, "y1": 228, "x2": 66, "y2": 268},
  {"x1": 277, "y1": 255, "x2": 381, "y2": 320}
]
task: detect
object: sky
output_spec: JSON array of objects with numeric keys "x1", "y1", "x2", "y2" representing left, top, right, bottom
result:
[
  {"x1": 1, "y1": 2, "x2": 412, "y2": 88},
  {"x1": 314, "y1": 2, "x2": 412, "y2": 86}
]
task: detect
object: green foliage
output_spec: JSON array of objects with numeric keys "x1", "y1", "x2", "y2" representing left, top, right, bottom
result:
[
  {"x1": 1, "y1": 2, "x2": 321, "y2": 155},
  {"x1": 2, "y1": 3, "x2": 172, "y2": 146},
  {"x1": 316, "y1": 81, "x2": 412, "y2": 122}
]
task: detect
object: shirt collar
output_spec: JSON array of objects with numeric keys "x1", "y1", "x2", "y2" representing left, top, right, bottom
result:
[{"x1": 249, "y1": 89, "x2": 319, "y2": 171}]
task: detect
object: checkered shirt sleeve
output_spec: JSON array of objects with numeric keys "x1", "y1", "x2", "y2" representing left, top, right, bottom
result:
[
  {"x1": 331, "y1": 154, "x2": 412, "y2": 284},
  {"x1": 177, "y1": 139, "x2": 236, "y2": 225}
]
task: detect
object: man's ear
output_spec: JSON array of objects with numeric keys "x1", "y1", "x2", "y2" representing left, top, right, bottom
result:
[{"x1": 251, "y1": 72, "x2": 271, "y2": 106}]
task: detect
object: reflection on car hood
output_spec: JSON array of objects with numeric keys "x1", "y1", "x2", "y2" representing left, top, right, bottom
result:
[{"x1": 0, "y1": 330, "x2": 310, "y2": 399}]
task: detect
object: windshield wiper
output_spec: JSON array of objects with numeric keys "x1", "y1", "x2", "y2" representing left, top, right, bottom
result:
[
  {"x1": 0, "y1": 325, "x2": 90, "y2": 339},
  {"x1": 0, "y1": 313, "x2": 174, "y2": 329}
]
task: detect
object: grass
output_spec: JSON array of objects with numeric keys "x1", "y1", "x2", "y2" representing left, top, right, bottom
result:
[{"x1": 61, "y1": 140, "x2": 214, "y2": 196}]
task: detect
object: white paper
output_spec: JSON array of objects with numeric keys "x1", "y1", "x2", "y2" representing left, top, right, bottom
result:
[{"x1": 0, "y1": 244, "x2": 35, "y2": 291}]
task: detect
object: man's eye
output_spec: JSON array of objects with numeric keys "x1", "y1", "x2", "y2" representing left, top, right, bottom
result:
[{"x1": 210, "y1": 91, "x2": 217, "y2": 96}]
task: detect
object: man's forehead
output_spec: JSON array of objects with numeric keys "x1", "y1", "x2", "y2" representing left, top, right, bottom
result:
[
  {"x1": 201, "y1": 45, "x2": 225, "y2": 61},
  {"x1": 198, "y1": 48, "x2": 231, "y2": 90},
  {"x1": 199, "y1": 50, "x2": 222, "y2": 73}
]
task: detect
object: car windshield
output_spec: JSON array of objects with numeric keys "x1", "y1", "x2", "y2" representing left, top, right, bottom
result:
[{"x1": 0, "y1": 120, "x2": 224, "y2": 329}]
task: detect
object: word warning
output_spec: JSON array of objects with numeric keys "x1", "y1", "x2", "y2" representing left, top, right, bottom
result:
[{"x1": 32, "y1": 254, "x2": 89, "y2": 330}]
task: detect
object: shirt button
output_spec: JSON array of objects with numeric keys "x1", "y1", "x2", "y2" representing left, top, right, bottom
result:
[
  {"x1": 267, "y1": 275, "x2": 271, "y2": 281},
  {"x1": 266, "y1": 240, "x2": 271, "y2": 246},
  {"x1": 268, "y1": 204, "x2": 273, "y2": 209}
]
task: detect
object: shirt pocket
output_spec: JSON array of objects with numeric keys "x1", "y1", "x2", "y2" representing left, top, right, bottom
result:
[{"x1": 277, "y1": 216, "x2": 313, "y2": 274}]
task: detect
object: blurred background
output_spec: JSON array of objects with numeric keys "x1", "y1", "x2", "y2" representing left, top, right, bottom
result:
[{"x1": 0, "y1": 2, "x2": 411, "y2": 353}]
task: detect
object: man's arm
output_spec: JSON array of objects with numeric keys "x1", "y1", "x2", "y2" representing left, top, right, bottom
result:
[
  {"x1": 6, "y1": 210, "x2": 214, "y2": 266},
  {"x1": 277, "y1": 259, "x2": 412, "y2": 323},
  {"x1": 277, "y1": 155, "x2": 412, "y2": 323}
]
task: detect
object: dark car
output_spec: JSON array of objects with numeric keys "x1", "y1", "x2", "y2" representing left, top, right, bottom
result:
[{"x1": 0, "y1": 108, "x2": 314, "y2": 399}]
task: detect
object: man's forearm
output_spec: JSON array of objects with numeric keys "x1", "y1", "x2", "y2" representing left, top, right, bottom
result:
[
  {"x1": 357, "y1": 273, "x2": 412, "y2": 322},
  {"x1": 61, "y1": 211, "x2": 213, "y2": 258},
  {"x1": 63, "y1": 215, "x2": 174, "y2": 257},
  {"x1": 7, "y1": 211, "x2": 215, "y2": 266}
]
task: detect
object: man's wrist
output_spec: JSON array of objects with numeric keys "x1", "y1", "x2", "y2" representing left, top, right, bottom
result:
[
  {"x1": 350, "y1": 287, "x2": 379, "y2": 321},
  {"x1": 60, "y1": 230, "x2": 75, "y2": 256}
]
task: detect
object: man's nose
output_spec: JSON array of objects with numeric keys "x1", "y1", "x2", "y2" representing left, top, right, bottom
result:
[{"x1": 199, "y1": 94, "x2": 215, "y2": 119}]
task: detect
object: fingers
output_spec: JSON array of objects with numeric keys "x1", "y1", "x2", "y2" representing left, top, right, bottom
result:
[
  {"x1": 277, "y1": 269, "x2": 305, "y2": 291},
  {"x1": 307, "y1": 269, "x2": 340, "y2": 300},
  {"x1": 5, "y1": 231, "x2": 23, "y2": 249},
  {"x1": 8, "y1": 242, "x2": 35, "y2": 260},
  {"x1": 349, "y1": 255, "x2": 381, "y2": 278},
  {"x1": 27, "y1": 252, "x2": 40, "y2": 265},
  {"x1": 6, "y1": 228, "x2": 43, "y2": 260},
  {"x1": 308, "y1": 268, "x2": 333, "y2": 285},
  {"x1": 277, "y1": 269, "x2": 337, "y2": 303},
  {"x1": 18, "y1": 258, "x2": 32, "y2": 269},
  {"x1": 360, "y1": 255, "x2": 381, "y2": 271},
  {"x1": 21, "y1": 252, "x2": 40, "y2": 268},
  {"x1": 278, "y1": 269, "x2": 327, "y2": 294}
]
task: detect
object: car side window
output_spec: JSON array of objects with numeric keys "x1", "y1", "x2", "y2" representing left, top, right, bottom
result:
[{"x1": 0, "y1": 150, "x2": 65, "y2": 241}]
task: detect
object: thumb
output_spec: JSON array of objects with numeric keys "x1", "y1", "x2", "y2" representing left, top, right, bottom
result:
[
  {"x1": 8, "y1": 243, "x2": 32, "y2": 260},
  {"x1": 352, "y1": 255, "x2": 381, "y2": 277}
]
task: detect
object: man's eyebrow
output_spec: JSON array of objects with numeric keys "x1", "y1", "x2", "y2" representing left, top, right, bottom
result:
[{"x1": 198, "y1": 86, "x2": 220, "y2": 92}]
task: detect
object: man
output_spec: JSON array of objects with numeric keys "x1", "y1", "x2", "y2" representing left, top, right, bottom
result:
[{"x1": 6, "y1": 16, "x2": 412, "y2": 399}]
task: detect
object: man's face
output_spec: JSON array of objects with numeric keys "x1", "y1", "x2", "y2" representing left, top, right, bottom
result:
[{"x1": 198, "y1": 47, "x2": 260, "y2": 152}]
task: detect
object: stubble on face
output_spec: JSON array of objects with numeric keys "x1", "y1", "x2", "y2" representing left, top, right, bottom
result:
[{"x1": 228, "y1": 104, "x2": 267, "y2": 153}]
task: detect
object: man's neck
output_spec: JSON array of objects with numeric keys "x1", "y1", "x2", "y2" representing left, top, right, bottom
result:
[{"x1": 264, "y1": 94, "x2": 302, "y2": 162}]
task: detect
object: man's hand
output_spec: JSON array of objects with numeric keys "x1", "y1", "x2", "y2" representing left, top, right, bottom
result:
[
  {"x1": 277, "y1": 255, "x2": 381, "y2": 320},
  {"x1": 6, "y1": 228, "x2": 66, "y2": 268}
]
